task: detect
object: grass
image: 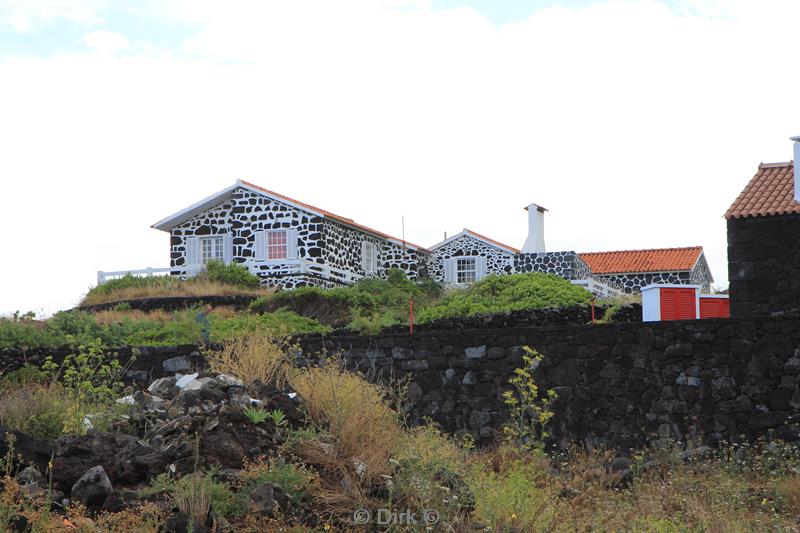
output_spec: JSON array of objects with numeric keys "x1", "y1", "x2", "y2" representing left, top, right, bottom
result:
[
  {"x1": 1, "y1": 339, "x2": 799, "y2": 531},
  {"x1": 0, "y1": 308, "x2": 329, "y2": 350},
  {"x1": 81, "y1": 277, "x2": 272, "y2": 307},
  {"x1": 206, "y1": 334, "x2": 292, "y2": 394},
  {"x1": 288, "y1": 359, "x2": 405, "y2": 511}
]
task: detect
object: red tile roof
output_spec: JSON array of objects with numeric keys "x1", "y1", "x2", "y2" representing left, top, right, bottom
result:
[
  {"x1": 239, "y1": 180, "x2": 430, "y2": 252},
  {"x1": 463, "y1": 229, "x2": 520, "y2": 254},
  {"x1": 724, "y1": 162, "x2": 800, "y2": 219},
  {"x1": 579, "y1": 246, "x2": 703, "y2": 275}
]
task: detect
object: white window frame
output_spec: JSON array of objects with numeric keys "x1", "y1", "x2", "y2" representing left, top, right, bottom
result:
[
  {"x1": 362, "y1": 242, "x2": 378, "y2": 274},
  {"x1": 266, "y1": 229, "x2": 289, "y2": 260},
  {"x1": 199, "y1": 236, "x2": 224, "y2": 265},
  {"x1": 456, "y1": 257, "x2": 478, "y2": 284}
]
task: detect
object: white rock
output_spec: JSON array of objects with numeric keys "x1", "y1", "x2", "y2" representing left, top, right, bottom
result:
[
  {"x1": 216, "y1": 374, "x2": 244, "y2": 388},
  {"x1": 175, "y1": 373, "x2": 199, "y2": 389},
  {"x1": 115, "y1": 395, "x2": 135, "y2": 405},
  {"x1": 184, "y1": 377, "x2": 215, "y2": 391}
]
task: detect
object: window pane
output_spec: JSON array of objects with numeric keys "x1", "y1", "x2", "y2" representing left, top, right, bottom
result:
[
  {"x1": 456, "y1": 258, "x2": 477, "y2": 284},
  {"x1": 266, "y1": 230, "x2": 288, "y2": 260}
]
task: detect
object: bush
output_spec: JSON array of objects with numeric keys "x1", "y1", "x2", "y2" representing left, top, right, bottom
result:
[
  {"x1": 207, "y1": 334, "x2": 291, "y2": 395},
  {"x1": 250, "y1": 287, "x2": 374, "y2": 328},
  {"x1": 417, "y1": 273, "x2": 592, "y2": 323},
  {"x1": 205, "y1": 259, "x2": 261, "y2": 289},
  {"x1": 0, "y1": 383, "x2": 78, "y2": 440},
  {"x1": 288, "y1": 361, "x2": 404, "y2": 506}
]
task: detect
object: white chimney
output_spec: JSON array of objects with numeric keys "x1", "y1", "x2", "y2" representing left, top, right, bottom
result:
[
  {"x1": 521, "y1": 203, "x2": 547, "y2": 254},
  {"x1": 793, "y1": 136, "x2": 800, "y2": 202}
]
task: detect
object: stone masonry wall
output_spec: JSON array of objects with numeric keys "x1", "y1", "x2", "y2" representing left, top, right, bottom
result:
[
  {"x1": 4, "y1": 315, "x2": 799, "y2": 452},
  {"x1": 299, "y1": 315, "x2": 800, "y2": 451},
  {"x1": 728, "y1": 213, "x2": 800, "y2": 318}
]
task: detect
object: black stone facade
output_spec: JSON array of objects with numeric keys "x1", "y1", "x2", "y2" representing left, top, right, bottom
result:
[{"x1": 728, "y1": 213, "x2": 800, "y2": 317}]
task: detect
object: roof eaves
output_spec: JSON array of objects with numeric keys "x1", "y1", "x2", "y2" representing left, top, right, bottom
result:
[{"x1": 151, "y1": 182, "x2": 240, "y2": 231}]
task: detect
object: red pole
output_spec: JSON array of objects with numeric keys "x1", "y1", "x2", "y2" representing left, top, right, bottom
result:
[
  {"x1": 591, "y1": 297, "x2": 596, "y2": 324},
  {"x1": 409, "y1": 297, "x2": 414, "y2": 335}
]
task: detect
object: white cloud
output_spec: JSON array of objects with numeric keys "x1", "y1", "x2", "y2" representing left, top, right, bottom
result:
[
  {"x1": 1, "y1": 0, "x2": 799, "y2": 315},
  {"x1": 0, "y1": 0, "x2": 107, "y2": 32},
  {"x1": 82, "y1": 30, "x2": 130, "y2": 54}
]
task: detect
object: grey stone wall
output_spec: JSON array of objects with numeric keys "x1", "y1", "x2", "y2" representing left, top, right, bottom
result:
[{"x1": 728, "y1": 213, "x2": 800, "y2": 317}]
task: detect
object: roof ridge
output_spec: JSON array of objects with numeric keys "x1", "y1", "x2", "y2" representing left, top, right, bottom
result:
[
  {"x1": 758, "y1": 161, "x2": 793, "y2": 169},
  {"x1": 238, "y1": 180, "x2": 430, "y2": 252},
  {"x1": 462, "y1": 228, "x2": 520, "y2": 253},
  {"x1": 579, "y1": 246, "x2": 702, "y2": 256}
]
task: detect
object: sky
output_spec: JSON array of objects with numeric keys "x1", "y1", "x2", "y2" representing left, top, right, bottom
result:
[{"x1": 1, "y1": 0, "x2": 799, "y2": 316}]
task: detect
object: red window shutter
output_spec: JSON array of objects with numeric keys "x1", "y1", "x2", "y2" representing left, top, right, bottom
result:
[
  {"x1": 676, "y1": 289, "x2": 696, "y2": 320},
  {"x1": 660, "y1": 289, "x2": 677, "y2": 320},
  {"x1": 700, "y1": 298, "x2": 715, "y2": 319}
]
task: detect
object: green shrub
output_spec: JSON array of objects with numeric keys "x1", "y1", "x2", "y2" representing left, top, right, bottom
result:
[
  {"x1": 0, "y1": 365, "x2": 50, "y2": 388},
  {"x1": 205, "y1": 260, "x2": 261, "y2": 289},
  {"x1": 417, "y1": 273, "x2": 592, "y2": 323},
  {"x1": 243, "y1": 406, "x2": 269, "y2": 424},
  {"x1": 211, "y1": 310, "x2": 330, "y2": 340},
  {"x1": 239, "y1": 457, "x2": 316, "y2": 504},
  {"x1": 250, "y1": 286, "x2": 372, "y2": 327},
  {"x1": 43, "y1": 337, "x2": 130, "y2": 404}
]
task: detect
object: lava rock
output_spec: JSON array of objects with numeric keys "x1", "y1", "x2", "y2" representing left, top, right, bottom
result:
[{"x1": 71, "y1": 465, "x2": 113, "y2": 510}]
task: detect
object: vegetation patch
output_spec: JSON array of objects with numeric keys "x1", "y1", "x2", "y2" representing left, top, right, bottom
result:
[
  {"x1": 81, "y1": 260, "x2": 270, "y2": 307},
  {"x1": 416, "y1": 272, "x2": 593, "y2": 323}
]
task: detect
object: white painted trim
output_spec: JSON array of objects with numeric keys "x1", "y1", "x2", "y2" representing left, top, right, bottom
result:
[
  {"x1": 151, "y1": 183, "x2": 240, "y2": 231},
  {"x1": 699, "y1": 294, "x2": 729, "y2": 299},
  {"x1": 430, "y1": 230, "x2": 517, "y2": 255},
  {"x1": 154, "y1": 179, "x2": 428, "y2": 252}
]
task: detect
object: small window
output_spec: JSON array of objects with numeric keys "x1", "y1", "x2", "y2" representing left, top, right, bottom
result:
[
  {"x1": 456, "y1": 257, "x2": 477, "y2": 284},
  {"x1": 200, "y1": 236, "x2": 224, "y2": 264},
  {"x1": 266, "y1": 230, "x2": 288, "y2": 260},
  {"x1": 362, "y1": 242, "x2": 378, "y2": 274}
]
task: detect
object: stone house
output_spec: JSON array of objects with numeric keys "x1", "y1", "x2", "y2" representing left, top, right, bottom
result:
[
  {"x1": 726, "y1": 137, "x2": 800, "y2": 317},
  {"x1": 100, "y1": 182, "x2": 713, "y2": 295},
  {"x1": 579, "y1": 247, "x2": 713, "y2": 293},
  {"x1": 151, "y1": 180, "x2": 430, "y2": 289}
]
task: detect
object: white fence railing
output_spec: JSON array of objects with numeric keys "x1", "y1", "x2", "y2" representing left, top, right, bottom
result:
[
  {"x1": 96, "y1": 266, "x2": 203, "y2": 285},
  {"x1": 571, "y1": 278, "x2": 624, "y2": 298},
  {"x1": 97, "y1": 260, "x2": 364, "y2": 286}
]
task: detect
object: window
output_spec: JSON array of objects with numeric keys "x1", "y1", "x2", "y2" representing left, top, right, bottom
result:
[
  {"x1": 456, "y1": 257, "x2": 477, "y2": 284},
  {"x1": 266, "y1": 230, "x2": 288, "y2": 260},
  {"x1": 362, "y1": 242, "x2": 378, "y2": 273},
  {"x1": 200, "y1": 236, "x2": 224, "y2": 264}
]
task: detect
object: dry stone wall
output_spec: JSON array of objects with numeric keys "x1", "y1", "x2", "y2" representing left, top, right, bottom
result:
[{"x1": 3, "y1": 314, "x2": 799, "y2": 452}]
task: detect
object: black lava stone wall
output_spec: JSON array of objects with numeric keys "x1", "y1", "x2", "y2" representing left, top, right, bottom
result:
[
  {"x1": 299, "y1": 315, "x2": 800, "y2": 451},
  {"x1": 4, "y1": 315, "x2": 799, "y2": 452},
  {"x1": 728, "y1": 213, "x2": 800, "y2": 317}
]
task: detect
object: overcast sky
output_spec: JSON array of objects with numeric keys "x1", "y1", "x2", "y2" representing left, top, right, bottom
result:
[{"x1": 1, "y1": 0, "x2": 799, "y2": 316}]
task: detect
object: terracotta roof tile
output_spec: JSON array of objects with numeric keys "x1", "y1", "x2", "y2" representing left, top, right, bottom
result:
[
  {"x1": 579, "y1": 247, "x2": 703, "y2": 275},
  {"x1": 239, "y1": 180, "x2": 430, "y2": 252},
  {"x1": 724, "y1": 162, "x2": 800, "y2": 219}
]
